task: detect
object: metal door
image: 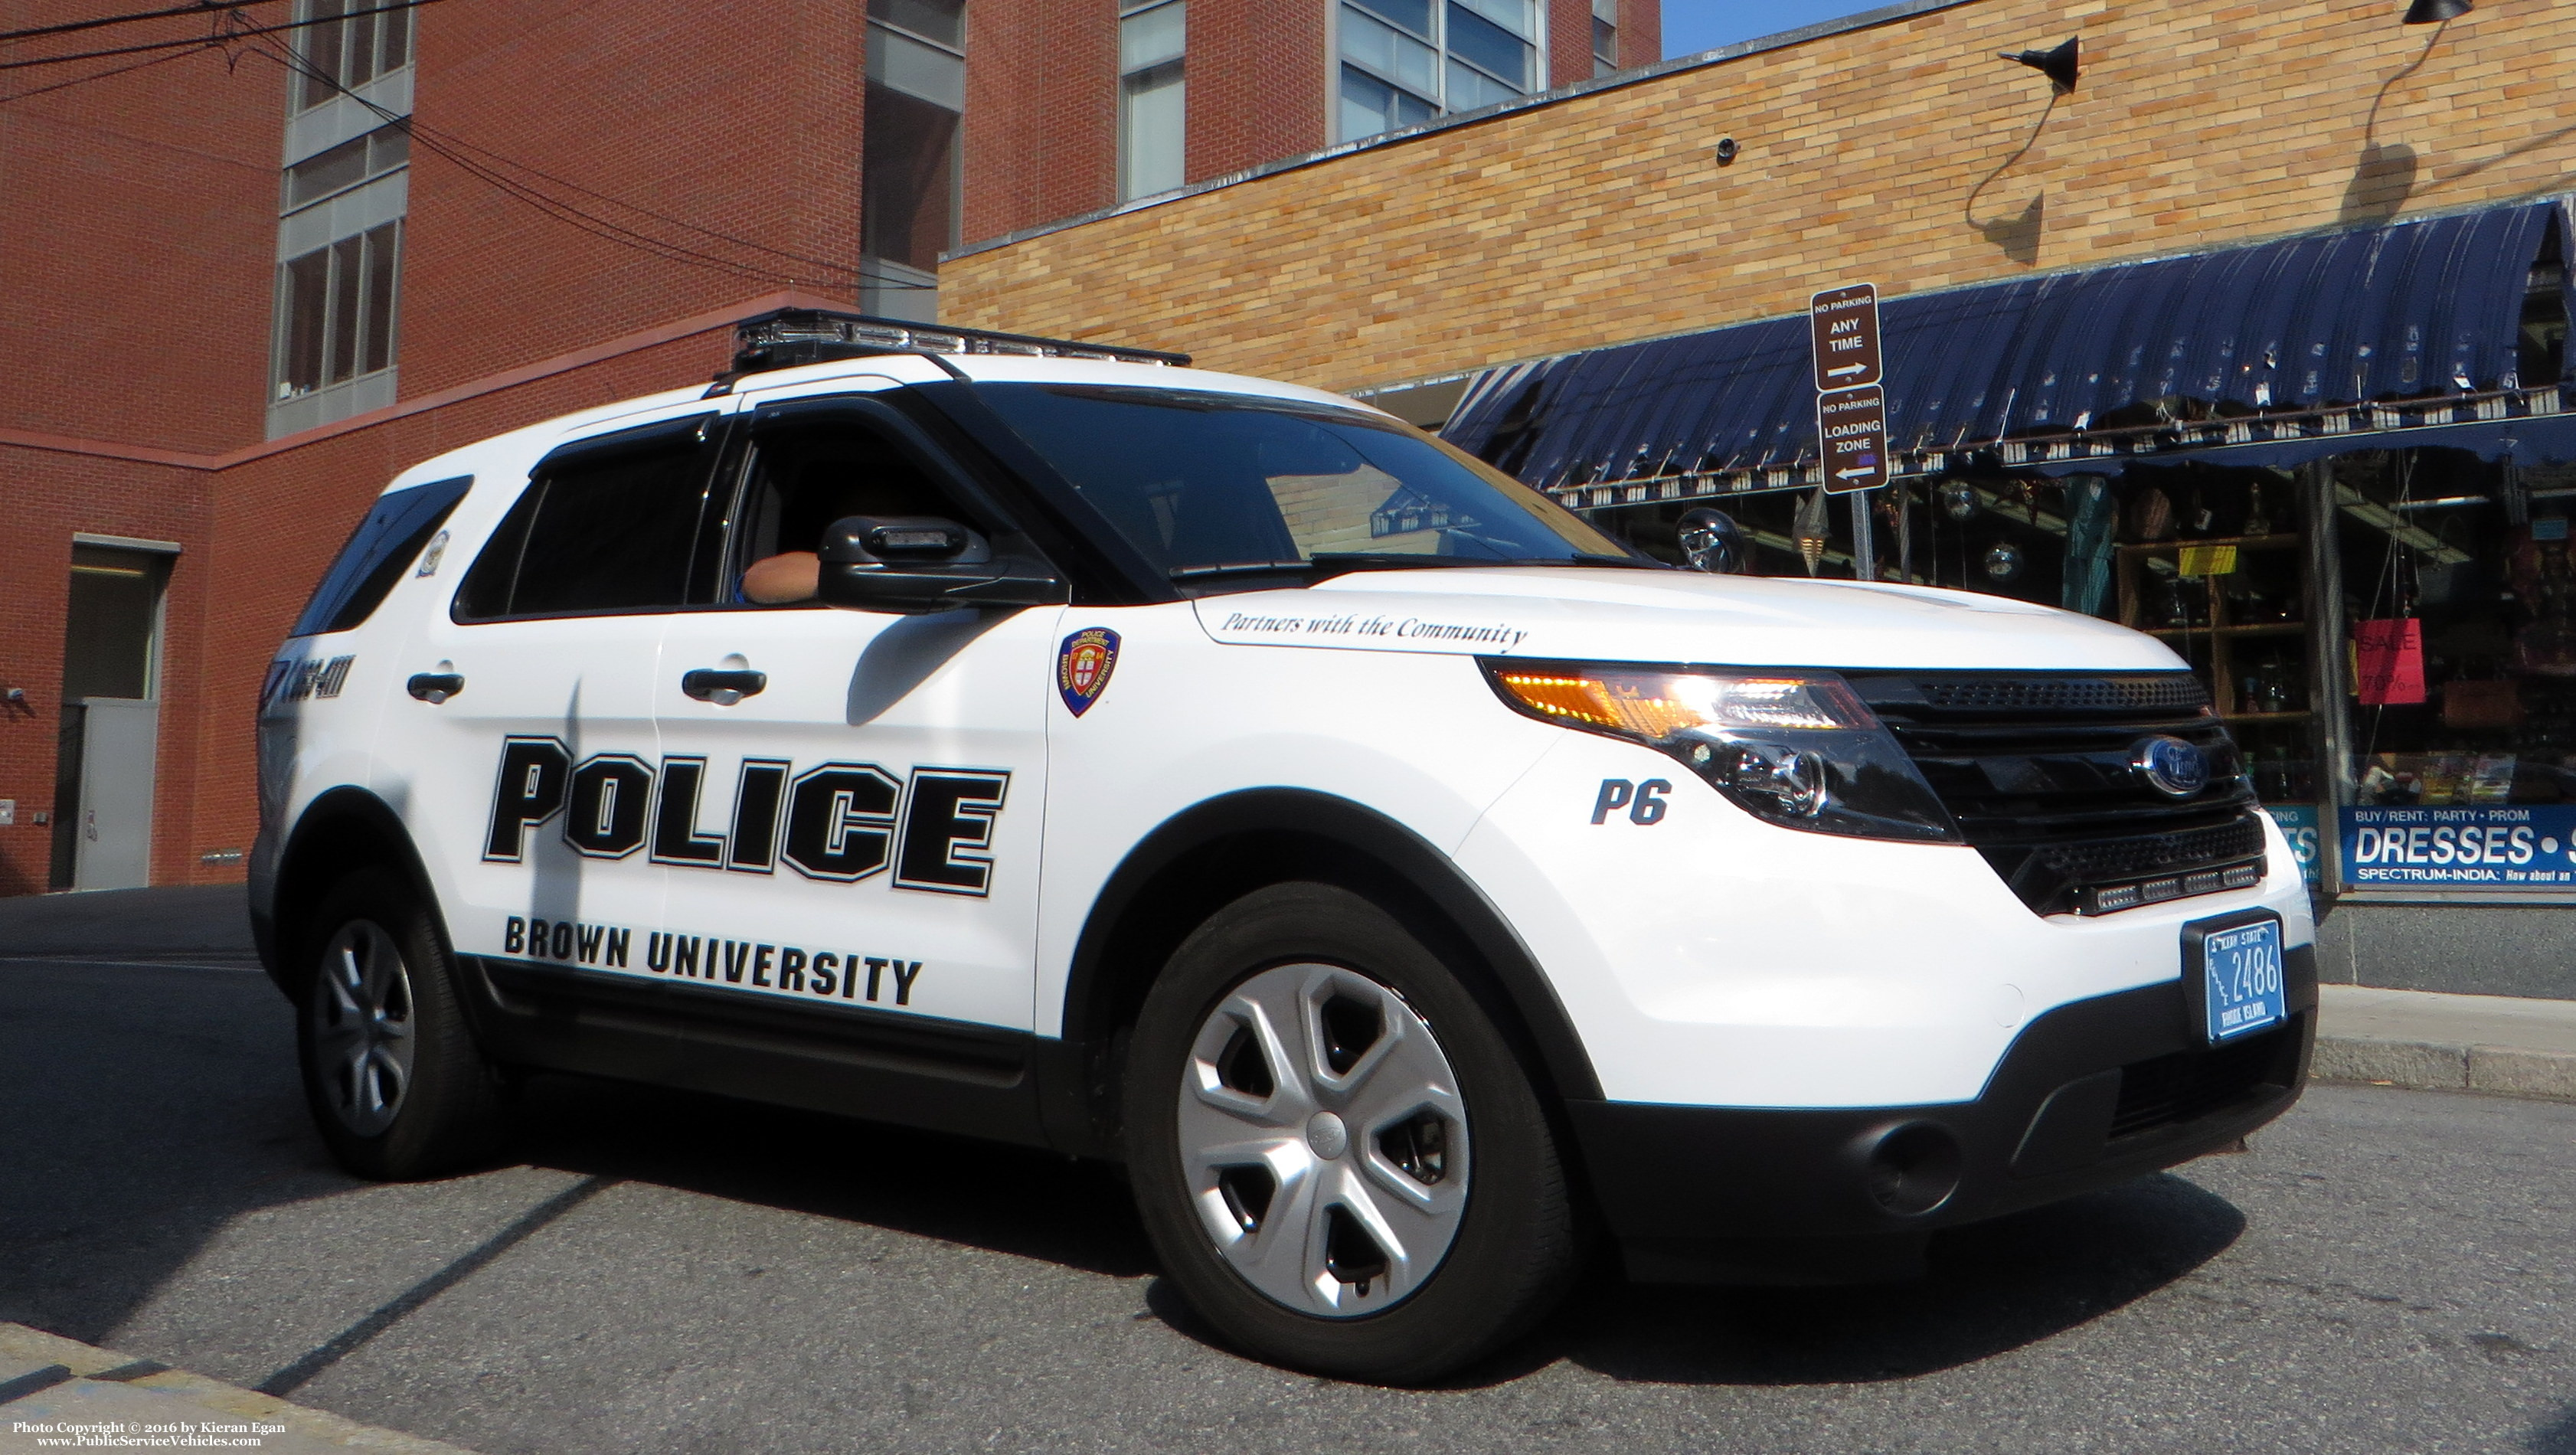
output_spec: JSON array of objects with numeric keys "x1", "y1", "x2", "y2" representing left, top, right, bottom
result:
[{"x1": 73, "y1": 698, "x2": 158, "y2": 890}]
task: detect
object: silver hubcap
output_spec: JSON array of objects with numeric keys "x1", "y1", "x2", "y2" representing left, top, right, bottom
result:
[
  {"x1": 311, "y1": 919, "x2": 417, "y2": 1137},
  {"x1": 1178, "y1": 963, "x2": 1469, "y2": 1318}
]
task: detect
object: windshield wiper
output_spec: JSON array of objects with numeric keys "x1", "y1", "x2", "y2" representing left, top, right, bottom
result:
[
  {"x1": 1169, "y1": 555, "x2": 1475, "y2": 584},
  {"x1": 1169, "y1": 552, "x2": 1662, "y2": 585},
  {"x1": 1549, "y1": 552, "x2": 1672, "y2": 571}
]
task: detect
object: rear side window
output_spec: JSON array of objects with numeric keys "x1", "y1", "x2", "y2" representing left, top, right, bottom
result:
[
  {"x1": 289, "y1": 475, "x2": 472, "y2": 637},
  {"x1": 454, "y1": 416, "x2": 726, "y2": 620}
]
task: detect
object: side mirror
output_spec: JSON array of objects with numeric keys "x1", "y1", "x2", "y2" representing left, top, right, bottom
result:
[{"x1": 816, "y1": 515, "x2": 1068, "y2": 615}]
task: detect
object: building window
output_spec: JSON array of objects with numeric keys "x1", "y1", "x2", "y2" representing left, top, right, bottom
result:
[
  {"x1": 864, "y1": 0, "x2": 965, "y2": 322},
  {"x1": 293, "y1": 0, "x2": 414, "y2": 112},
  {"x1": 1118, "y1": 1, "x2": 1186, "y2": 201},
  {"x1": 1591, "y1": 0, "x2": 1617, "y2": 74},
  {"x1": 1337, "y1": 0, "x2": 1537, "y2": 144},
  {"x1": 275, "y1": 221, "x2": 403, "y2": 401},
  {"x1": 282, "y1": 123, "x2": 408, "y2": 211},
  {"x1": 270, "y1": 0, "x2": 411, "y2": 435}
]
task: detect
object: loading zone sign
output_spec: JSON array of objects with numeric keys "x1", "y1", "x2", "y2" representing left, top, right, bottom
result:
[{"x1": 1817, "y1": 385, "x2": 1888, "y2": 493}]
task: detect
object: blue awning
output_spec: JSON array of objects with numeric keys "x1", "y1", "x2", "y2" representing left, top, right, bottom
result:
[{"x1": 1443, "y1": 200, "x2": 2568, "y2": 500}]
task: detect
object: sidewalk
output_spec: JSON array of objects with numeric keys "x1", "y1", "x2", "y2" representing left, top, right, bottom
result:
[
  {"x1": 2313, "y1": 983, "x2": 2576, "y2": 1100},
  {"x1": 0, "y1": 1325, "x2": 476, "y2": 1455}
]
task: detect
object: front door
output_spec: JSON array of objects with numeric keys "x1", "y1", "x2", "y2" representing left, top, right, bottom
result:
[{"x1": 652, "y1": 383, "x2": 1057, "y2": 1043}]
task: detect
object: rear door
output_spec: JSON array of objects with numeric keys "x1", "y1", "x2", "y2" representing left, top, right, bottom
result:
[{"x1": 389, "y1": 409, "x2": 729, "y2": 1012}]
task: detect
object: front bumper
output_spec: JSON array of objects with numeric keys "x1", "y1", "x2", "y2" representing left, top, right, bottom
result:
[{"x1": 1569, "y1": 944, "x2": 2316, "y2": 1284}]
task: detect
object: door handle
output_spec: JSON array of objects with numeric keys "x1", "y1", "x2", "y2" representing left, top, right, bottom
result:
[
  {"x1": 407, "y1": 672, "x2": 464, "y2": 703},
  {"x1": 682, "y1": 668, "x2": 767, "y2": 705}
]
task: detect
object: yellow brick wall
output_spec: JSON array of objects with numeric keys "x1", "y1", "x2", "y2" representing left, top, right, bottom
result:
[{"x1": 943, "y1": 0, "x2": 2576, "y2": 395}]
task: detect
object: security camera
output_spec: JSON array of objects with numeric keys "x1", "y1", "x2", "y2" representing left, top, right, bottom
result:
[{"x1": 1715, "y1": 137, "x2": 1740, "y2": 164}]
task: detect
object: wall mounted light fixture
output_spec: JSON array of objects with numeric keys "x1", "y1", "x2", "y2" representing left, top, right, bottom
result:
[
  {"x1": 1999, "y1": 37, "x2": 2080, "y2": 93},
  {"x1": 1715, "y1": 137, "x2": 1740, "y2": 165},
  {"x1": 2402, "y1": 0, "x2": 2469, "y2": 24}
]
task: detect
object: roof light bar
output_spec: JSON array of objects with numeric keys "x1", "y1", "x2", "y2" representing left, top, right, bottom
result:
[{"x1": 729, "y1": 308, "x2": 1189, "y2": 379}]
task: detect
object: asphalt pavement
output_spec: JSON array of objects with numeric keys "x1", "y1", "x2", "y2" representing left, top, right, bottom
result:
[{"x1": 2, "y1": 887, "x2": 2570, "y2": 1454}]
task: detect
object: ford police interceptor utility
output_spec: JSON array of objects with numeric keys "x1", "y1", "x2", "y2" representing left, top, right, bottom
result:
[{"x1": 253, "y1": 311, "x2": 2315, "y2": 1383}]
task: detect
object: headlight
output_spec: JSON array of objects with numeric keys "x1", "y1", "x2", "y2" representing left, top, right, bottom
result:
[{"x1": 1483, "y1": 661, "x2": 1960, "y2": 843}]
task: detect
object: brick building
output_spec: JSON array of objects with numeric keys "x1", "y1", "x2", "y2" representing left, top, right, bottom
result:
[
  {"x1": 942, "y1": 0, "x2": 2576, "y2": 996},
  {"x1": 0, "y1": 0, "x2": 1657, "y2": 896}
]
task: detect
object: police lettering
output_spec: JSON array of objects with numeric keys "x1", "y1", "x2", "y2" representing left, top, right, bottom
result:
[
  {"x1": 480, "y1": 744, "x2": 1010, "y2": 892},
  {"x1": 782, "y1": 764, "x2": 903, "y2": 881},
  {"x1": 564, "y1": 754, "x2": 653, "y2": 858},
  {"x1": 484, "y1": 737, "x2": 570, "y2": 861},
  {"x1": 894, "y1": 770, "x2": 1010, "y2": 897}
]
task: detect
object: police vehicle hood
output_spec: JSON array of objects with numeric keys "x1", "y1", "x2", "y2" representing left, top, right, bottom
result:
[{"x1": 1192, "y1": 566, "x2": 2182, "y2": 672}]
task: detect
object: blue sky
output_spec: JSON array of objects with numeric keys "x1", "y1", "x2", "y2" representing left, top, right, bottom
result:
[{"x1": 1661, "y1": 0, "x2": 1897, "y2": 57}]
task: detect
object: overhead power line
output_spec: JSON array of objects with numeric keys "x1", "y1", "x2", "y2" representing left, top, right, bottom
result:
[
  {"x1": 0, "y1": 0, "x2": 446, "y2": 73},
  {"x1": 250, "y1": 35, "x2": 917, "y2": 291},
  {"x1": 0, "y1": 37, "x2": 201, "y2": 103},
  {"x1": 0, "y1": 0, "x2": 276, "y2": 46}
]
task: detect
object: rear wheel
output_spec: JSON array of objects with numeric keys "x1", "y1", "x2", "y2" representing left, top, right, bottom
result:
[
  {"x1": 297, "y1": 868, "x2": 506, "y2": 1179},
  {"x1": 1124, "y1": 882, "x2": 1580, "y2": 1383}
]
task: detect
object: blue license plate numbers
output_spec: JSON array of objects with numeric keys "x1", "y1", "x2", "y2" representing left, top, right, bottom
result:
[{"x1": 2193, "y1": 915, "x2": 2286, "y2": 1044}]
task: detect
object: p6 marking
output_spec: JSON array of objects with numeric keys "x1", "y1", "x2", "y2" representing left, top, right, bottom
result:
[{"x1": 1592, "y1": 778, "x2": 1670, "y2": 826}]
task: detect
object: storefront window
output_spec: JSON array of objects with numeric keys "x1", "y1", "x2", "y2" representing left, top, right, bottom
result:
[
  {"x1": 1590, "y1": 443, "x2": 2576, "y2": 897},
  {"x1": 2328, "y1": 448, "x2": 2576, "y2": 891}
]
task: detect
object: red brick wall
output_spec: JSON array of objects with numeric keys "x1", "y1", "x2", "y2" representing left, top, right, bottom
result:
[
  {"x1": 0, "y1": 0, "x2": 1404, "y2": 895},
  {"x1": 1545, "y1": 0, "x2": 1662, "y2": 83},
  {"x1": 0, "y1": 15, "x2": 280, "y2": 453},
  {"x1": 1620, "y1": 0, "x2": 1657, "y2": 67},
  {"x1": 1545, "y1": 0, "x2": 1590, "y2": 87},
  {"x1": 400, "y1": 0, "x2": 867, "y2": 396},
  {"x1": 962, "y1": 0, "x2": 1117, "y2": 245},
  {"x1": 0, "y1": 451, "x2": 207, "y2": 896},
  {"x1": 0, "y1": 322, "x2": 750, "y2": 894},
  {"x1": 1188, "y1": 0, "x2": 1326, "y2": 181},
  {"x1": 174, "y1": 328, "x2": 740, "y2": 888}
]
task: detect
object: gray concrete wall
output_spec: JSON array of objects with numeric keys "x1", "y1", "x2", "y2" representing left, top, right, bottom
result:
[{"x1": 2314, "y1": 902, "x2": 2576, "y2": 1001}]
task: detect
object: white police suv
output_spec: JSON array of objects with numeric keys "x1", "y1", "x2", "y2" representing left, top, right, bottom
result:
[{"x1": 253, "y1": 311, "x2": 2316, "y2": 1383}]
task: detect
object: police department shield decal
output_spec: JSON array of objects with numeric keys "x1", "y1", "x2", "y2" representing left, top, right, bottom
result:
[{"x1": 1057, "y1": 627, "x2": 1120, "y2": 717}]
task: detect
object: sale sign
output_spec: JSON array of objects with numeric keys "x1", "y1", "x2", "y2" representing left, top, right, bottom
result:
[{"x1": 2355, "y1": 619, "x2": 2426, "y2": 705}]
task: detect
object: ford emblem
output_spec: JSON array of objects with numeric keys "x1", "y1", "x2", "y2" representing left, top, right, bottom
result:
[{"x1": 2131, "y1": 735, "x2": 2210, "y2": 799}]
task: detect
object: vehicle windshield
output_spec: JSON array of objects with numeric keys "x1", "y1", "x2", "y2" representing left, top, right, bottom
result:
[{"x1": 964, "y1": 383, "x2": 1641, "y2": 582}]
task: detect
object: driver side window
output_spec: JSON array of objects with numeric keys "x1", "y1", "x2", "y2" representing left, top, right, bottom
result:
[{"x1": 726, "y1": 421, "x2": 969, "y2": 605}]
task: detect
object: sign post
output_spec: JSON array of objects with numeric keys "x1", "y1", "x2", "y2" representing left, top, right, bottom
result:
[{"x1": 1810, "y1": 283, "x2": 1888, "y2": 579}]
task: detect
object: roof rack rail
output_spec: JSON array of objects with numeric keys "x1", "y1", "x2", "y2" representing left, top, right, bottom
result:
[{"x1": 727, "y1": 308, "x2": 1190, "y2": 378}]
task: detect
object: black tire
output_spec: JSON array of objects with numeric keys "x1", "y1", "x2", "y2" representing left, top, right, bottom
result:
[
  {"x1": 1124, "y1": 881, "x2": 1581, "y2": 1384},
  {"x1": 296, "y1": 868, "x2": 508, "y2": 1179}
]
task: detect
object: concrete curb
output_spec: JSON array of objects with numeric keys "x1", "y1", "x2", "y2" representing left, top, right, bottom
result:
[
  {"x1": 2310, "y1": 1036, "x2": 2576, "y2": 1100},
  {"x1": 0, "y1": 1323, "x2": 480, "y2": 1454},
  {"x1": 2309, "y1": 985, "x2": 2576, "y2": 1100}
]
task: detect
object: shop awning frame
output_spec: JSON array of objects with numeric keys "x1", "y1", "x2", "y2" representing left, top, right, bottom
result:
[{"x1": 1442, "y1": 198, "x2": 2574, "y2": 510}]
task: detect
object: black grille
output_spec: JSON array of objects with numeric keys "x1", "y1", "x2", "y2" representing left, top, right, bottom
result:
[
  {"x1": 2029, "y1": 818, "x2": 2270, "y2": 883},
  {"x1": 1917, "y1": 675, "x2": 2213, "y2": 714},
  {"x1": 2109, "y1": 1026, "x2": 2293, "y2": 1140},
  {"x1": 1849, "y1": 671, "x2": 2265, "y2": 916}
]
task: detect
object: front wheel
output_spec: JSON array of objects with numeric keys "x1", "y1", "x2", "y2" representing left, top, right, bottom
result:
[
  {"x1": 1124, "y1": 882, "x2": 1581, "y2": 1383},
  {"x1": 297, "y1": 868, "x2": 506, "y2": 1179}
]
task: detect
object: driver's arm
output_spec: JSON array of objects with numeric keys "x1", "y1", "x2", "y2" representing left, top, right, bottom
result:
[{"x1": 742, "y1": 551, "x2": 820, "y2": 604}]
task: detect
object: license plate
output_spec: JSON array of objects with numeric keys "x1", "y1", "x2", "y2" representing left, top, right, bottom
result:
[{"x1": 2187, "y1": 913, "x2": 2286, "y2": 1045}]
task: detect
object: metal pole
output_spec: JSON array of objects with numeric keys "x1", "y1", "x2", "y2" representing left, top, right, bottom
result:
[
  {"x1": 1849, "y1": 489, "x2": 1877, "y2": 581},
  {"x1": 2302, "y1": 458, "x2": 2352, "y2": 897}
]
